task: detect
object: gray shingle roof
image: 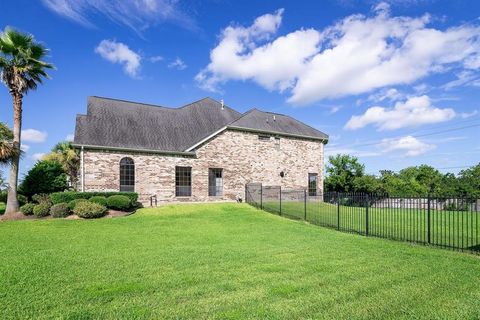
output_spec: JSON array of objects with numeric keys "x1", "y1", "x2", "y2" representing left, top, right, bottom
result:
[
  {"x1": 228, "y1": 109, "x2": 328, "y2": 140},
  {"x1": 74, "y1": 96, "x2": 328, "y2": 152}
]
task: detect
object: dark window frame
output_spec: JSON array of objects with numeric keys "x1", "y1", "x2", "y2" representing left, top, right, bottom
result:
[
  {"x1": 175, "y1": 166, "x2": 192, "y2": 197},
  {"x1": 308, "y1": 173, "x2": 318, "y2": 196},
  {"x1": 120, "y1": 157, "x2": 135, "y2": 192},
  {"x1": 208, "y1": 168, "x2": 223, "y2": 197}
]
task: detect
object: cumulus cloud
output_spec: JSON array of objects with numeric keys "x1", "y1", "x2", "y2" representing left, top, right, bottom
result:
[
  {"x1": 378, "y1": 136, "x2": 435, "y2": 156},
  {"x1": 22, "y1": 129, "x2": 48, "y2": 143},
  {"x1": 32, "y1": 153, "x2": 46, "y2": 161},
  {"x1": 21, "y1": 144, "x2": 30, "y2": 152},
  {"x1": 95, "y1": 40, "x2": 141, "y2": 78},
  {"x1": 345, "y1": 95, "x2": 455, "y2": 131},
  {"x1": 197, "y1": 5, "x2": 480, "y2": 105},
  {"x1": 66, "y1": 134, "x2": 74, "y2": 141},
  {"x1": 41, "y1": 0, "x2": 195, "y2": 32},
  {"x1": 168, "y1": 57, "x2": 187, "y2": 70}
]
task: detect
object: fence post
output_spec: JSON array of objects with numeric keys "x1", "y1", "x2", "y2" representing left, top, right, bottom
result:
[
  {"x1": 260, "y1": 184, "x2": 263, "y2": 210},
  {"x1": 427, "y1": 194, "x2": 431, "y2": 244},
  {"x1": 365, "y1": 193, "x2": 369, "y2": 236},
  {"x1": 337, "y1": 191, "x2": 340, "y2": 230},
  {"x1": 304, "y1": 189, "x2": 307, "y2": 220},
  {"x1": 279, "y1": 186, "x2": 282, "y2": 216}
]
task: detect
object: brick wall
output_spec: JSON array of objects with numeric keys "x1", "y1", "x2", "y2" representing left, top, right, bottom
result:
[{"x1": 82, "y1": 129, "x2": 324, "y2": 205}]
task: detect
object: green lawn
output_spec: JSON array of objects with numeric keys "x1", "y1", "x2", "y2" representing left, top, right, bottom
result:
[
  {"x1": 261, "y1": 200, "x2": 480, "y2": 251},
  {"x1": 1, "y1": 203, "x2": 480, "y2": 319},
  {"x1": 0, "y1": 202, "x2": 5, "y2": 215}
]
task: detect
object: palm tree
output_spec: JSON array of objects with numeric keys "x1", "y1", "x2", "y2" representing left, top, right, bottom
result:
[
  {"x1": 0, "y1": 122, "x2": 19, "y2": 165},
  {"x1": 43, "y1": 141, "x2": 80, "y2": 190},
  {"x1": 0, "y1": 27, "x2": 54, "y2": 215}
]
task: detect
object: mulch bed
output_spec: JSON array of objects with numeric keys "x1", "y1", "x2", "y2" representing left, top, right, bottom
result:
[{"x1": 0, "y1": 209, "x2": 133, "y2": 221}]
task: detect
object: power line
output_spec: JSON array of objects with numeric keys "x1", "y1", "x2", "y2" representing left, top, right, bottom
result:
[{"x1": 327, "y1": 123, "x2": 480, "y2": 151}]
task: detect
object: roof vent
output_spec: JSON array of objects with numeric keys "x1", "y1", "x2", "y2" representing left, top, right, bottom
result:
[
  {"x1": 220, "y1": 99, "x2": 224, "y2": 110},
  {"x1": 273, "y1": 115, "x2": 276, "y2": 121}
]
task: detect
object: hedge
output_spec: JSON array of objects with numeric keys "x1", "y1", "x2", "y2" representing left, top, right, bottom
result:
[
  {"x1": 50, "y1": 203, "x2": 70, "y2": 218},
  {"x1": 51, "y1": 192, "x2": 138, "y2": 205}
]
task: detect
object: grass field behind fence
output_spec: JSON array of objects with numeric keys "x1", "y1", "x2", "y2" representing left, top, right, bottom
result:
[
  {"x1": 1, "y1": 203, "x2": 480, "y2": 319},
  {"x1": 260, "y1": 200, "x2": 480, "y2": 252}
]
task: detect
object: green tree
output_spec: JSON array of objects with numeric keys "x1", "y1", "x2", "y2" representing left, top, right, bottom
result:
[
  {"x1": 353, "y1": 175, "x2": 384, "y2": 193},
  {"x1": 0, "y1": 27, "x2": 54, "y2": 215},
  {"x1": 19, "y1": 160, "x2": 68, "y2": 198},
  {"x1": 325, "y1": 154, "x2": 365, "y2": 192},
  {"x1": 0, "y1": 122, "x2": 19, "y2": 165},
  {"x1": 457, "y1": 163, "x2": 480, "y2": 198},
  {"x1": 42, "y1": 141, "x2": 80, "y2": 190}
]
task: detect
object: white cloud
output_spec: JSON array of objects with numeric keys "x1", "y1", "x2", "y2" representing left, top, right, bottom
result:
[
  {"x1": 197, "y1": 5, "x2": 480, "y2": 105},
  {"x1": 378, "y1": 136, "x2": 435, "y2": 156},
  {"x1": 21, "y1": 144, "x2": 30, "y2": 152},
  {"x1": 32, "y1": 153, "x2": 46, "y2": 161},
  {"x1": 22, "y1": 129, "x2": 48, "y2": 143},
  {"x1": 41, "y1": 0, "x2": 194, "y2": 32},
  {"x1": 168, "y1": 57, "x2": 187, "y2": 70},
  {"x1": 459, "y1": 110, "x2": 478, "y2": 119},
  {"x1": 95, "y1": 40, "x2": 141, "y2": 78},
  {"x1": 66, "y1": 134, "x2": 74, "y2": 141},
  {"x1": 325, "y1": 147, "x2": 381, "y2": 158},
  {"x1": 150, "y1": 55, "x2": 164, "y2": 63},
  {"x1": 345, "y1": 95, "x2": 455, "y2": 131}
]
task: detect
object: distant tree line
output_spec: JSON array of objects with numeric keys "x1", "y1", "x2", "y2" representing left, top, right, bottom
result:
[{"x1": 324, "y1": 154, "x2": 480, "y2": 198}]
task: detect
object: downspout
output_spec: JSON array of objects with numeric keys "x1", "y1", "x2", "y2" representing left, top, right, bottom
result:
[{"x1": 80, "y1": 146, "x2": 85, "y2": 192}]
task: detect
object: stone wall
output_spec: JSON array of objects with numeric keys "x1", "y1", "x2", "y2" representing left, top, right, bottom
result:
[{"x1": 82, "y1": 129, "x2": 325, "y2": 205}]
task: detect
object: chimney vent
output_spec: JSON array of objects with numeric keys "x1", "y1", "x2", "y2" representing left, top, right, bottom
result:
[
  {"x1": 273, "y1": 115, "x2": 276, "y2": 121},
  {"x1": 220, "y1": 99, "x2": 224, "y2": 110}
]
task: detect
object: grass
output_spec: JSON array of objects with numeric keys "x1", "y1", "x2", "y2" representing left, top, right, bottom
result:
[
  {"x1": 1, "y1": 203, "x2": 480, "y2": 319},
  {"x1": 262, "y1": 200, "x2": 480, "y2": 250},
  {"x1": 0, "y1": 202, "x2": 5, "y2": 214}
]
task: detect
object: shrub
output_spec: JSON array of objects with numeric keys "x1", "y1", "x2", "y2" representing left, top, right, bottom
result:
[
  {"x1": 32, "y1": 193, "x2": 52, "y2": 205},
  {"x1": 106, "y1": 195, "x2": 131, "y2": 211},
  {"x1": 68, "y1": 199, "x2": 88, "y2": 211},
  {"x1": 51, "y1": 192, "x2": 138, "y2": 205},
  {"x1": 33, "y1": 203, "x2": 51, "y2": 217},
  {"x1": 73, "y1": 201, "x2": 107, "y2": 219},
  {"x1": 18, "y1": 194, "x2": 28, "y2": 206},
  {"x1": 20, "y1": 203, "x2": 35, "y2": 216},
  {"x1": 89, "y1": 196, "x2": 107, "y2": 206},
  {"x1": 50, "y1": 203, "x2": 70, "y2": 218}
]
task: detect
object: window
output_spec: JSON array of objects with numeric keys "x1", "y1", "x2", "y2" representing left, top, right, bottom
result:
[
  {"x1": 308, "y1": 173, "x2": 318, "y2": 196},
  {"x1": 258, "y1": 135, "x2": 270, "y2": 141},
  {"x1": 274, "y1": 137, "x2": 280, "y2": 149},
  {"x1": 208, "y1": 168, "x2": 223, "y2": 196},
  {"x1": 120, "y1": 157, "x2": 135, "y2": 192},
  {"x1": 176, "y1": 166, "x2": 192, "y2": 196}
]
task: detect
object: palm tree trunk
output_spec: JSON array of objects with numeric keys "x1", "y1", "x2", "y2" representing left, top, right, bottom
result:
[{"x1": 5, "y1": 93, "x2": 22, "y2": 215}]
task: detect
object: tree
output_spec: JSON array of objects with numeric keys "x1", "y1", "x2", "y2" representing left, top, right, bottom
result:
[
  {"x1": 353, "y1": 175, "x2": 384, "y2": 194},
  {"x1": 42, "y1": 141, "x2": 80, "y2": 190},
  {"x1": 0, "y1": 122, "x2": 19, "y2": 164},
  {"x1": 325, "y1": 154, "x2": 365, "y2": 192},
  {"x1": 457, "y1": 163, "x2": 480, "y2": 198},
  {"x1": 19, "y1": 160, "x2": 68, "y2": 198},
  {"x1": 0, "y1": 27, "x2": 54, "y2": 215}
]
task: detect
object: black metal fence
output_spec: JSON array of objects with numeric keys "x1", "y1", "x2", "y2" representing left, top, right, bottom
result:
[{"x1": 245, "y1": 183, "x2": 480, "y2": 254}]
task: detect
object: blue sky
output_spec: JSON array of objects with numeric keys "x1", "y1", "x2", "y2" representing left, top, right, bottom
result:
[{"x1": 0, "y1": 0, "x2": 479, "y2": 177}]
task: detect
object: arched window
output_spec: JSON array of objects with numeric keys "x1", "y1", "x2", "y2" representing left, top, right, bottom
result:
[{"x1": 120, "y1": 157, "x2": 135, "y2": 192}]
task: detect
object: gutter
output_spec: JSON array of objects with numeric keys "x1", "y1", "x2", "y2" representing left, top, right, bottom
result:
[{"x1": 71, "y1": 143, "x2": 197, "y2": 157}]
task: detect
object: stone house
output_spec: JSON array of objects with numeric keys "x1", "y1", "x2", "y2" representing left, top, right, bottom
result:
[{"x1": 73, "y1": 96, "x2": 328, "y2": 205}]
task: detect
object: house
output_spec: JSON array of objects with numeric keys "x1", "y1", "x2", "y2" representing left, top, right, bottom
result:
[{"x1": 73, "y1": 96, "x2": 329, "y2": 205}]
